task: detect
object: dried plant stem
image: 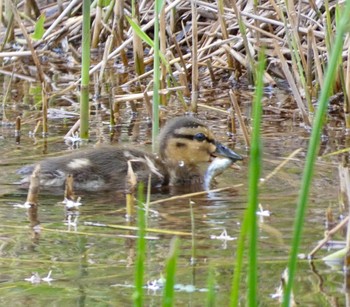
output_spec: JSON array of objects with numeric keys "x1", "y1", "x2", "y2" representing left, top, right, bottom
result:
[
  {"x1": 10, "y1": 2, "x2": 48, "y2": 135},
  {"x1": 99, "y1": 35, "x2": 113, "y2": 82},
  {"x1": 25, "y1": 165, "x2": 41, "y2": 206},
  {"x1": 149, "y1": 184, "x2": 243, "y2": 206},
  {"x1": 1, "y1": 71, "x2": 14, "y2": 122},
  {"x1": 64, "y1": 174, "x2": 76, "y2": 201},
  {"x1": 91, "y1": 0, "x2": 103, "y2": 48},
  {"x1": 309, "y1": 215, "x2": 349, "y2": 258},
  {"x1": 229, "y1": 0, "x2": 252, "y2": 80},
  {"x1": 274, "y1": 42, "x2": 310, "y2": 126},
  {"x1": 3, "y1": 0, "x2": 14, "y2": 44},
  {"x1": 132, "y1": 2, "x2": 145, "y2": 76},
  {"x1": 218, "y1": 0, "x2": 233, "y2": 69},
  {"x1": 229, "y1": 90, "x2": 250, "y2": 147},
  {"x1": 160, "y1": 5, "x2": 167, "y2": 105}
]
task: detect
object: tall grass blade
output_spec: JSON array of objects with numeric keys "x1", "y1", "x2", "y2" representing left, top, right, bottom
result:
[
  {"x1": 246, "y1": 49, "x2": 265, "y2": 306},
  {"x1": 133, "y1": 183, "x2": 146, "y2": 306},
  {"x1": 190, "y1": 0, "x2": 198, "y2": 112},
  {"x1": 283, "y1": 1, "x2": 350, "y2": 305},
  {"x1": 163, "y1": 237, "x2": 179, "y2": 307},
  {"x1": 80, "y1": 0, "x2": 91, "y2": 140},
  {"x1": 206, "y1": 266, "x2": 216, "y2": 307},
  {"x1": 152, "y1": 0, "x2": 164, "y2": 150},
  {"x1": 125, "y1": 15, "x2": 167, "y2": 68},
  {"x1": 230, "y1": 49, "x2": 265, "y2": 306}
]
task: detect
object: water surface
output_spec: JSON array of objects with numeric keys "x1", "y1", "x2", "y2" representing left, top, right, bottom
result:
[{"x1": 0, "y1": 82, "x2": 346, "y2": 306}]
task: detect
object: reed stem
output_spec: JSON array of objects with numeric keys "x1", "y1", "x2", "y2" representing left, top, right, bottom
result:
[
  {"x1": 283, "y1": 1, "x2": 350, "y2": 305},
  {"x1": 80, "y1": 0, "x2": 91, "y2": 140}
]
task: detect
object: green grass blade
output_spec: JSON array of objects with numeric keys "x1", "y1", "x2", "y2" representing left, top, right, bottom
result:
[
  {"x1": 247, "y1": 49, "x2": 265, "y2": 305},
  {"x1": 230, "y1": 49, "x2": 265, "y2": 306},
  {"x1": 283, "y1": 1, "x2": 350, "y2": 305},
  {"x1": 126, "y1": 15, "x2": 154, "y2": 47},
  {"x1": 80, "y1": 0, "x2": 91, "y2": 140},
  {"x1": 125, "y1": 15, "x2": 167, "y2": 66},
  {"x1": 31, "y1": 14, "x2": 45, "y2": 40},
  {"x1": 152, "y1": 2, "x2": 161, "y2": 151},
  {"x1": 162, "y1": 237, "x2": 179, "y2": 307},
  {"x1": 230, "y1": 209, "x2": 248, "y2": 306},
  {"x1": 133, "y1": 183, "x2": 146, "y2": 307},
  {"x1": 206, "y1": 266, "x2": 216, "y2": 307}
]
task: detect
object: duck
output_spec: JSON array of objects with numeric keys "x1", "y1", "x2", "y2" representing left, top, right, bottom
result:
[{"x1": 19, "y1": 116, "x2": 243, "y2": 192}]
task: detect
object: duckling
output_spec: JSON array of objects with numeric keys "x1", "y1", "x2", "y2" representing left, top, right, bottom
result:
[{"x1": 19, "y1": 116, "x2": 242, "y2": 191}]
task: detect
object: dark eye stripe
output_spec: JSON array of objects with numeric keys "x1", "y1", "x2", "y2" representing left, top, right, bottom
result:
[{"x1": 172, "y1": 133, "x2": 215, "y2": 144}]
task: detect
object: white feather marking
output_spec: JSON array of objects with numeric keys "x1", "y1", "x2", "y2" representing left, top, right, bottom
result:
[{"x1": 67, "y1": 158, "x2": 91, "y2": 169}]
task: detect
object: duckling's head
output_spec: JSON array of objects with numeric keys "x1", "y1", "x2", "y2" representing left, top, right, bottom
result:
[{"x1": 158, "y1": 116, "x2": 242, "y2": 169}]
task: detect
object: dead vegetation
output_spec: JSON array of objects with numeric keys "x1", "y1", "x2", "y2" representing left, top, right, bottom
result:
[{"x1": 0, "y1": 0, "x2": 349, "y2": 125}]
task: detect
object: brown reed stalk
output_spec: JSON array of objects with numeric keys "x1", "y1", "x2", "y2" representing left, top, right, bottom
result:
[
  {"x1": 91, "y1": 0, "x2": 103, "y2": 48},
  {"x1": 11, "y1": 2, "x2": 48, "y2": 135},
  {"x1": 206, "y1": 59, "x2": 216, "y2": 84},
  {"x1": 1, "y1": 71, "x2": 14, "y2": 122},
  {"x1": 229, "y1": 90, "x2": 250, "y2": 147},
  {"x1": 69, "y1": 0, "x2": 181, "y2": 85},
  {"x1": 284, "y1": 0, "x2": 313, "y2": 111},
  {"x1": 141, "y1": 84, "x2": 153, "y2": 119},
  {"x1": 131, "y1": 1, "x2": 145, "y2": 77},
  {"x1": 306, "y1": 28, "x2": 314, "y2": 104},
  {"x1": 3, "y1": 0, "x2": 14, "y2": 44},
  {"x1": 99, "y1": 35, "x2": 113, "y2": 82},
  {"x1": 42, "y1": 0, "x2": 81, "y2": 40},
  {"x1": 113, "y1": 0, "x2": 128, "y2": 67},
  {"x1": 64, "y1": 174, "x2": 76, "y2": 201},
  {"x1": 228, "y1": 0, "x2": 252, "y2": 80},
  {"x1": 159, "y1": 5, "x2": 167, "y2": 106},
  {"x1": 172, "y1": 35, "x2": 189, "y2": 77},
  {"x1": 169, "y1": 4, "x2": 176, "y2": 34},
  {"x1": 274, "y1": 42, "x2": 311, "y2": 126},
  {"x1": 261, "y1": 0, "x2": 310, "y2": 104},
  {"x1": 102, "y1": 0, "x2": 116, "y2": 25},
  {"x1": 309, "y1": 29, "x2": 324, "y2": 90},
  {"x1": 26, "y1": 0, "x2": 41, "y2": 19},
  {"x1": 229, "y1": 107, "x2": 236, "y2": 134},
  {"x1": 25, "y1": 164, "x2": 41, "y2": 206},
  {"x1": 217, "y1": 0, "x2": 233, "y2": 69},
  {"x1": 177, "y1": 73, "x2": 190, "y2": 98},
  {"x1": 126, "y1": 161, "x2": 137, "y2": 219}
]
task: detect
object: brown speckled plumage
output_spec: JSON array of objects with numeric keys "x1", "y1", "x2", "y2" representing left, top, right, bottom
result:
[{"x1": 19, "y1": 116, "x2": 242, "y2": 191}]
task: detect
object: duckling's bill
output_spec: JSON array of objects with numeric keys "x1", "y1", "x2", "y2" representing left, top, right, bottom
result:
[{"x1": 212, "y1": 142, "x2": 243, "y2": 162}]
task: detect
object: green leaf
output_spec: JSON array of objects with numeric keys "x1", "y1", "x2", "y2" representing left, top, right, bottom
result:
[
  {"x1": 125, "y1": 15, "x2": 168, "y2": 65},
  {"x1": 155, "y1": 0, "x2": 164, "y2": 14},
  {"x1": 31, "y1": 14, "x2": 46, "y2": 41},
  {"x1": 126, "y1": 15, "x2": 154, "y2": 47},
  {"x1": 163, "y1": 237, "x2": 179, "y2": 307},
  {"x1": 99, "y1": 0, "x2": 111, "y2": 7}
]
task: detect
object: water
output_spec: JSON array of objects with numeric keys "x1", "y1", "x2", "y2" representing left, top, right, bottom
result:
[{"x1": 0, "y1": 80, "x2": 347, "y2": 305}]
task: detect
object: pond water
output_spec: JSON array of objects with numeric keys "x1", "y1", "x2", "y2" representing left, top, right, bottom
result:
[{"x1": 0, "y1": 80, "x2": 347, "y2": 305}]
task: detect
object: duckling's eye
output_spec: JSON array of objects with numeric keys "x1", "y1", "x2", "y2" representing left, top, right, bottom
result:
[{"x1": 193, "y1": 133, "x2": 206, "y2": 142}]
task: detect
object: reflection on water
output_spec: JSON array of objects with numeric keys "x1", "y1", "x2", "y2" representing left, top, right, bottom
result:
[{"x1": 0, "y1": 86, "x2": 348, "y2": 305}]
